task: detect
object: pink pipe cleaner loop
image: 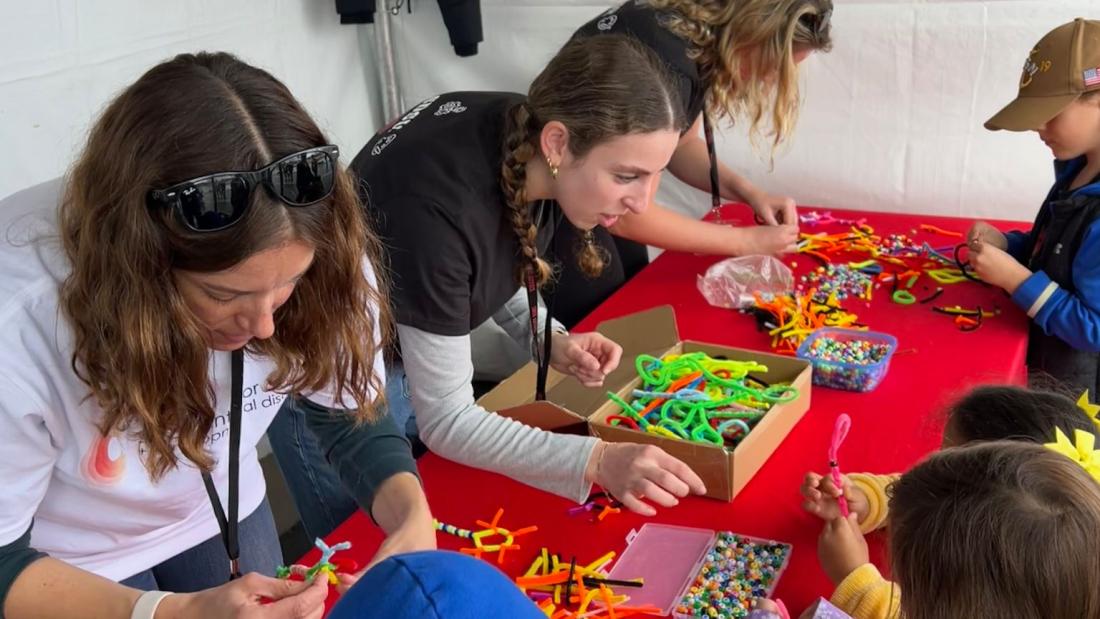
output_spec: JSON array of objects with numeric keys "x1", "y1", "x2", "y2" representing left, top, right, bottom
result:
[{"x1": 828, "y1": 414, "x2": 852, "y2": 517}]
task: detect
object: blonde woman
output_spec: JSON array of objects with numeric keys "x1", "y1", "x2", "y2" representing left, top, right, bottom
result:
[
  {"x1": 0, "y1": 52, "x2": 433, "y2": 619},
  {"x1": 553, "y1": 0, "x2": 834, "y2": 327}
]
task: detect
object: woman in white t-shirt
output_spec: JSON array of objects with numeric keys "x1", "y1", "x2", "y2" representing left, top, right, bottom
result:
[{"x1": 0, "y1": 52, "x2": 434, "y2": 619}]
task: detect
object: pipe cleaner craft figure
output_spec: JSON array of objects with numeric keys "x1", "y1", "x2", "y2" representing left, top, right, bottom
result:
[
  {"x1": 276, "y1": 538, "x2": 353, "y2": 585},
  {"x1": 828, "y1": 414, "x2": 851, "y2": 517},
  {"x1": 433, "y1": 508, "x2": 538, "y2": 564}
]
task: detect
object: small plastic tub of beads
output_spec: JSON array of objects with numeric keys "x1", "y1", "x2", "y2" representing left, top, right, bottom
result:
[
  {"x1": 671, "y1": 531, "x2": 793, "y2": 619},
  {"x1": 602, "y1": 524, "x2": 793, "y2": 618},
  {"x1": 796, "y1": 327, "x2": 898, "y2": 392}
]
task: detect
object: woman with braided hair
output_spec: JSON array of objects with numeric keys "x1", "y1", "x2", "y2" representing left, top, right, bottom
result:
[{"x1": 341, "y1": 34, "x2": 708, "y2": 513}]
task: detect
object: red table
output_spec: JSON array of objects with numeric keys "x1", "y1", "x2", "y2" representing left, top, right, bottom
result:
[{"x1": 306, "y1": 207, "x2": 1030, "y2": 616}]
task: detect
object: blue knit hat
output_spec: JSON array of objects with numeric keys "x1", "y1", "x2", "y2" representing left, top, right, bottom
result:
[{"x1": 328, "y1": 550, "x2": 544, "y2": 619}]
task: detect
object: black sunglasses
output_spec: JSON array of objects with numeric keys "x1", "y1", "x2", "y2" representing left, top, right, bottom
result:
[{"x1": 147, "y1": 145, "x2": 339, "y2": 232}]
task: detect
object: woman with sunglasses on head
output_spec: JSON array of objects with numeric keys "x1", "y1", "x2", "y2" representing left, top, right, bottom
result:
[
  {"x1": 335, "y1": 35, "x2": 708, "y2": 514},
  {"x1": 551, "y1": 0, "x2": 834, "y2": 328},
  {"x1": 0, "y1": 52, "x2": 434, "y2": 619}
]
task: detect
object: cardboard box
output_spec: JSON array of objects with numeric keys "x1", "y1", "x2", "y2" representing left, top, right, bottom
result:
[{"x1": 477, "y1": 305, "x2": 813, "y2": 501}]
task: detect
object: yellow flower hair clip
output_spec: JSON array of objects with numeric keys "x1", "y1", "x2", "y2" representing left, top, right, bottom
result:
[
  {"x1": 1078, "y1": 391, "x2": 1100, "y2": 434},
  {"x1": 1045, "y1": 428, "x2": 1100, "y2": 483}
]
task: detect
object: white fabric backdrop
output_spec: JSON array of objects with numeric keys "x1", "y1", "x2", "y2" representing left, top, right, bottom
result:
[
  {"x1": 4, "y1": 1, "x2": 1096, "y2": 221},
  {"x1": 0, "y1": 0, "x2": 383, "y2": 199},
  {"x1": 384, "y1": 0, "x2": 1098, "y2": 223}
]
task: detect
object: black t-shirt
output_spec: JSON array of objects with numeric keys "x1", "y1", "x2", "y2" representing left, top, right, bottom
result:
[
  {"x1": 351, "y1": 92, "x2": 560, "y2": 337},
  {"x1": 572, "y1": 1, "x2": 706, "y2": 124}
]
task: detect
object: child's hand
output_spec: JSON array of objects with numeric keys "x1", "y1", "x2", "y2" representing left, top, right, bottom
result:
[
  {"x1": 968, "y1": 240, "x2": 1032, "y2": 293},
  {"x1": 746, "y1": 598, "x2": 784, "y2": 619},
  {"x1": 818, "y1": 513, "x2": 869, "y2": 585},
  {"x1": 967, "y1": 221, "x2": 1008, "y2": 250},
  {"x1": 801, "y1": 472, "x2": 870, "y2": 524}
]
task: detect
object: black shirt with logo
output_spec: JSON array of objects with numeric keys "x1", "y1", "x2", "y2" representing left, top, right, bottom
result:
[
  {"x1": 351, "y1": 92, "x2": 559, "y2": 337},
  {"x1": 572, "y1": 0, "x2": 706, "y2": 124}
]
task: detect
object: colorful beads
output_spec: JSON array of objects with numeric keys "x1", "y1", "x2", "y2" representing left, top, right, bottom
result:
[
  {"x1": 806, "y1": 337, "x2": 891, "y2": 365},
  {"x1": 434, "y1": 519, "x2": 472, "y2": 539},
  {"x1": 674, "y1": 533, "x2": 792, "y2": 619},
  {"x1": 797, "y1": 264, "x2": 873, "y2": 302},
  {"x1": 796, "y1": 328, "x2": 898, "y2": 392}
]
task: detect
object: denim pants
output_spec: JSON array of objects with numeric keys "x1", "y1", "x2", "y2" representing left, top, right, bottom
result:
[
  {"x1": 119, "y1": 497, "x2": 281, "y2": 591},
  {"x1": 265, "y1": 362, "x2": 416, "y2": 540}
]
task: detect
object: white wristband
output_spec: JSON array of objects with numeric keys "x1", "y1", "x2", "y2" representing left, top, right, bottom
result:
[{"x1": 130, "y1": 590, "x2": 174, "y2": 619}]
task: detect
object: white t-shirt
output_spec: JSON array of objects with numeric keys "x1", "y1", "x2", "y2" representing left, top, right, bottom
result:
[{"x1": 0, "y1": 180, "x2": 380, "y2": 581}]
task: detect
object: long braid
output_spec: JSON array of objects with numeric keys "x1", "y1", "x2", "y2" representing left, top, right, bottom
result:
[
  {"x1": 576, "y1": 229, "x2": 611, "y2": 278},
  {"x1": 500, "y1": 102, "x2": 553, "y2": 286}
]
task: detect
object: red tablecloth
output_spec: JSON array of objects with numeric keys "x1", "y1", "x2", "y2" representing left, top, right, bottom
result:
[{"x1": 305, "y1": 207, "x2": 1030, "y2": 616}]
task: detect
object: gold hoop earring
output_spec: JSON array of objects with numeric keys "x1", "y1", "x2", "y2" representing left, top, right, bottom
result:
[{"x1": 546, "y1": 156, "x2": 558, "y2": 180}]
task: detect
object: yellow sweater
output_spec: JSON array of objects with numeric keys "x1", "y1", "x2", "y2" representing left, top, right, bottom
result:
[
  {"x1": 829, "y1": 563, "x2": 902, "y2": 619},
  {"x1": 830, "y1": 473, "x2": 902, "y2": 618},
  {"x1": 848, "y1": 472, "x2": 899, "y2": 534}
]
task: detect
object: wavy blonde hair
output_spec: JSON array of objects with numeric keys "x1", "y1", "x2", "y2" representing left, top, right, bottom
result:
[
  {"x1": 648, "y1": 0, "x2": 833, "y2": 153},
  {"x1": 500, "y1": 35, "x2": 686, "y2": 284},
  {"x1": 60, "y1": 52, "x2": 393, "y2": 480}
]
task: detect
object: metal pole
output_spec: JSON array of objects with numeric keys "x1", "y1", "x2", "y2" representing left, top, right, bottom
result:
[{"x1": 373, "y1": 0, "x2": 404, "y2": 120}]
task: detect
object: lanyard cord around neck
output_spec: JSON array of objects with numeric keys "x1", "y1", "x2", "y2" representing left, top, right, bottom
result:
[
  {"x1": 524, "y1": 201, "x2": 555, "y2": 401},
  {"x1": 200, "y1": 348, "x2": 244, "y2": 581},
  {"x1": 702, "y1": 104, "x2": 721, "y2": 211}
]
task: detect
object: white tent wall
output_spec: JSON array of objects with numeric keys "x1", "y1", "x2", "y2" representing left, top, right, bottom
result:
[
  {"x1": 0, "y1": 0, "x2": 383, "y2": 199},
  {"x1": 386, "y1": 0, "x2": 1097, "y2": 224}
]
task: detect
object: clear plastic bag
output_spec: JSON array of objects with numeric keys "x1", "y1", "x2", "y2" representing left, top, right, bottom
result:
[{"x1": 696, "y1": 255, "x2": 794, "y2": 309}]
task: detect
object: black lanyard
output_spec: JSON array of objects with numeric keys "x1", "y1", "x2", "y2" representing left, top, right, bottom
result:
[
  {"x1": 201, "y1": 348, "x2": 244, "y2": 581},
  {"x1": 701, "y1": 107, "x2": 721, "y2": 211},
  {"x1": 525, "y1": 264, "x2": 554, "y2": 401}
]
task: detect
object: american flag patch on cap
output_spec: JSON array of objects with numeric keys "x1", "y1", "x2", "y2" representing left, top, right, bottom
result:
[{"x1": 1085, "y1": 67, "x2": 1100, "y2": 87}]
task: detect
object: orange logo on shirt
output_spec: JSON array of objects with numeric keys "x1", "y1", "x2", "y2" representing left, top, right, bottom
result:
[{"x1": 82, "y1": 432, "x2": 126, "y2": 485}]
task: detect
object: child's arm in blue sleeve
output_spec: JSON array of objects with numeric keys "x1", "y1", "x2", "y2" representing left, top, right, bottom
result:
[
  {"x1": 1011, "y1": 220, "x2": 1100, "y2": 351},
  {"x1": 1004, "y1": 230, "x2": 1032, "y2": 263}
]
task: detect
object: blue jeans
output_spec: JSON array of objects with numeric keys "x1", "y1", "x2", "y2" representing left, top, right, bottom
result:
[
  {"x1": 266, "y1": 362, "x2": 416, "y2": 541},
  {"x1": 119, "y1": 498, "x2": 281, "y2": 591}
]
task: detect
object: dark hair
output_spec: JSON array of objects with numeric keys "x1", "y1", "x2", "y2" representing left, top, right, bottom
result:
[
  {"x1": 60, "y1": 52, "x2": 392, "y2": 479},
  {"x1": 890, "y1": 441, "x2": 1100, "y2": 618},
  {"x1": 947, "y1": 385, "x2": 1094, "y2": 444},
  {"x1": 500, "y1": 34, "x2": 686, "y2": 285}
]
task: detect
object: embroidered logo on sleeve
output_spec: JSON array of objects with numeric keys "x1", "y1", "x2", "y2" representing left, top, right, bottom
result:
[
  {"x1": 372, "y1": 95, "x2": 441, "y2": 156},
  {"x1": 434, "y1": 101, "x2": 468, "y2": 116},
  {"x1": 371, "y1": 134, "x2": 397, "y2": 157},
  {"x1": 597, "y1": 14, "x2": 618, "y2": 31}
]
